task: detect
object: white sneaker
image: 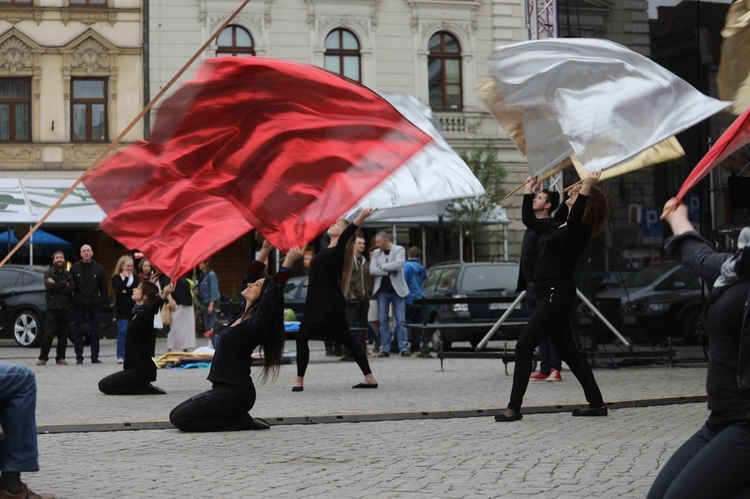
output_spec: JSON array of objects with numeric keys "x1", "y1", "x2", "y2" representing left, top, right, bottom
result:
[{"x1": 547, "y1": 369, "x2": 562, "y2": 382}]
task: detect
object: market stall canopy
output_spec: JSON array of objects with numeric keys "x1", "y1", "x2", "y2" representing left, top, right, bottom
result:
[{"x1": 0, "y1": 179, "x2": 105, "y2": 225}]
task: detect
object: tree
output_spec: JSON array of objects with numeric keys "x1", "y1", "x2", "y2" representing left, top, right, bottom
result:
[{"x1": 446, "y1": 140, "x2": 507, "y2": 261}]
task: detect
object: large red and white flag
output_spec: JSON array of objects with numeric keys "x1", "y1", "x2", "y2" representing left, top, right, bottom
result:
[
  {"x1": 675, "y1": 106, "x2": 750, "y2": 203},
  {"x1": 84, "y1": 57, "x2": 432, "y2": 278},
  {"x1": 486, "y1": 38, "x2": 730, "y2": 177}
]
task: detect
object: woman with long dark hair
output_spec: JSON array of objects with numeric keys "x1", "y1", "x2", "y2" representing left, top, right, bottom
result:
[
  {"x1": 170, "y1": 244, "x2": 304, "y2": 432},
  {"x1": 646, "y1": 200, "x2": 750, "y2": 498},
  {"x1": 496, "y1": 171, "x2": 609, "y2": 422},
  {"x1": 99, "y1": 281, "x2": 173, "y2": 395},
  {"x1": 293, "y1": 209, "x2": 378, "y2": 392}
]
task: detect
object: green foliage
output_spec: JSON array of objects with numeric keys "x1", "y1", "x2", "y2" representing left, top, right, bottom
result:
[{"x1": 446, "y1": 141, "x2": 507, "y2": 256}]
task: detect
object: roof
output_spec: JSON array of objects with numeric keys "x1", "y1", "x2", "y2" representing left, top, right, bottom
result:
[{"x1": 0, "y1": 178, "x2": 105, "y2": 225}]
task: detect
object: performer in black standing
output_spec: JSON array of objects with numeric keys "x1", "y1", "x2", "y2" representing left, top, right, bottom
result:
[
  {"x1": 170, "y1": 245, "x2": 304, "y2": 432},
  {"x1": 293, "y1": 209, "x2": 378, "y2": 391},
  {"x1": 496, "y1": 171, "x2": 609, "y2": 422}
]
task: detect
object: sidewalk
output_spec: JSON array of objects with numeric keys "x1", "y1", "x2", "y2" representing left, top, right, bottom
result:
[{"x1": 2, "y1": 339, "x2": 709, "y2": 498}]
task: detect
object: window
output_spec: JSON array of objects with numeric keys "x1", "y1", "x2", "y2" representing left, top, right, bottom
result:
[
  {"x1": 428, "y1": 32, "x2": 462, "y2": 111},
  {"x1": 324, "y1": 29, "x2": 361, "y2": 82},
  {"x1": 69, "y1": 0, "x2": 106, "y2": 5},
  {"x1": 71, "y1": 78, "x2": 107, "y2": 142},
  {"x1": 216, "y1": 25, "x2": 255, "y2": 57},
  {"x1": 0, "y1": 1, "x2": 33, "y2": 5},
  {"x1": 0, "y1": 78, "x2": 31, "y2": 143}
]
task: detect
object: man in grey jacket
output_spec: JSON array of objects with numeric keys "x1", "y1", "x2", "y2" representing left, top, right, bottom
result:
[{"x1": 370, "y1": 232, "x2": 409, "y2": 357}]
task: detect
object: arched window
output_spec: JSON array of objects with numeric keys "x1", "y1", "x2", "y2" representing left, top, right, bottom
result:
[
  {"x1": 324, "y1": 29, "x2": 361, "y2": 82},
  {"x1": 428, "y1": 32, "x2": 462, "y2": 110},
  {"x1": 217, "y1": 25, "x2": 255, "y2": 57}
]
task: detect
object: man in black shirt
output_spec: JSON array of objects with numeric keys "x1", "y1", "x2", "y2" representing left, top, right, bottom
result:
[{"x1": 515, "y1": 189, "x2": 563, "y2": 381}]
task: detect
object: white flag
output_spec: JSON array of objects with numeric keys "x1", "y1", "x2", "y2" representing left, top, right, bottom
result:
[
  {"x1": 486, "y1": 38, "x2": 731, "y2": 176},
  {"x1": 345, "y1": 92, "x2": 486, "y2": 221}
]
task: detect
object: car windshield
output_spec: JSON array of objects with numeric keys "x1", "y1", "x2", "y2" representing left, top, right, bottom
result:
[
  {"x1": 460, "y1": 265, "x2": 517, "y2": 292},
  {"x1": 621, "y1": 262, "x2": 677, "y2": 288},
  {"x1": 284, "y1": 279, "x2": 303, "y2": 302}
]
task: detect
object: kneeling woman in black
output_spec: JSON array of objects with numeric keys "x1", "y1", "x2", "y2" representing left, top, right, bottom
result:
[
  {"x1": 170, "y1": 245, "x2": 304, "y2": 432},
  {"x1": 496, "y1": 171, "x2": 609, "y2": 422},
  {"x1": 99, "y1": 281, "x2": 174, "y2": 395}
]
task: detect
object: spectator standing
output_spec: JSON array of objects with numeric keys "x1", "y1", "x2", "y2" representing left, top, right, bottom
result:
[
  {"x1": 516, "y1": 189, "x2": 564, "y2": 382},
  {"x1": 111, "y1": 255, "x2": 140, "y2": 364},
  {"x1": 0, "y1": 362, "x2": 55, "y2": 498},
  {"x1": 166, "y1": 277, "x2": 196, "y2": 353},
  {"x1": 37, "y1": 250, "x2": 73, "y2": 366},
  {"x1": 197, "y1": 259, "x2": 220, "y2": 347},
  {"x1": 367, "y1": 246, "x2": 381, "y2": 353},
  {"x1": 71, "y1": 244, "x2": 108, "y2": 365},
  {"x1": 370, "y1": 232, "x2": 409, "y2": 357},
  {"x1": 346, "y1": 233, "x2": 372, "y2": 354},
  {"x1": 404, "y1": 247, "x2": 428, "y2": 357}
]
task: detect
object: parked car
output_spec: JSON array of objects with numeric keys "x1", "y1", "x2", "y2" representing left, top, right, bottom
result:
[
  {"x1": 0, "y1": 265, "x2": 114, "y2": 347},
  {"x1": 283, "y1": 276, "x2": 308, "y2": 323},
  {"x1": 574, "y1": 261, "x2": 701, "y2": 344},
  {"x1": 423, "y1": 261, "x2": 528, "y2": 350},
  {"x1": 621, "y1": 280, "x2": 707, "y2": 344}
]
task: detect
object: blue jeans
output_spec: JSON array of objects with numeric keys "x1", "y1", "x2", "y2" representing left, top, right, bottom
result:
[
  {"x1": 202, "y1": 306, "x2": 217, "y2": 348},
  {"x1": 647, "y1": 422, "x2": 750, "y2": 498},
  {"x1": 116, "y1": 319, "x2": 129, "y2": 360},
  {"x1": 376, "y1": 291, "x2": 407, "y2": 353},
  {"x1": 0, "y1": 363, "x2": 39, "y2": 472}
]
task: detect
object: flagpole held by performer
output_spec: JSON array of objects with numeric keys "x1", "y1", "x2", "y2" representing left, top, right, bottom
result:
[
  {"x1": 495, "y1": 171, "x2": 609, "y2": 422},
  {"x1": 293, "y1": 209, "x2": 378, "y2": 392},
  {"x1": 169, "y1": 245, "x2": 304, "y2": 432}
]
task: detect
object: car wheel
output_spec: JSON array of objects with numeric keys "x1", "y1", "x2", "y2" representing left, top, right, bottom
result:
[
  {"x1": 682, "y1": 309, "x2": 704, "y2": 345},
  {"x1": 430, "y1": 324, "x2": 451, "y2": 352},
  {"x1": 13, "y1": 310, "x2": 43, "y2": 348}
]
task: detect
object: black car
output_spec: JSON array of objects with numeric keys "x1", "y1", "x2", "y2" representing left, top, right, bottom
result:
[
  {"x1": 423, "y1": 261, "x2": 528, "y2": 350},
  {"x1": 0, "y1": 265, "x2": 114, "y2": 347},
  {"x1": 621, "y1": 280, "x2": 707, "y2": 344}
]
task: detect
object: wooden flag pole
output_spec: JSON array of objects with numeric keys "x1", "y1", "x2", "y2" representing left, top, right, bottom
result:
[
  {"x1": 503, "y1": 178, "x2": 529, "y2": 199},
  {"x1": 0, "y1": 0, "x2": 253, "y2": 269},
  {"x1": 563, "y1": 180, "x2": 583, "y2": 192}
]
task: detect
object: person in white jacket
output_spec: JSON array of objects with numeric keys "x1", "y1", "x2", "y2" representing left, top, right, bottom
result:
[{"x1": 370, "y1": 232, "x2": 410, "y2": 357}]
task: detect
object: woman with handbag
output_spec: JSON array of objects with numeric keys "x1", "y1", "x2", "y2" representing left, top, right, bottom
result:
[{"x1": 170, "y1": 244, "x2": 304, "y2": 432}]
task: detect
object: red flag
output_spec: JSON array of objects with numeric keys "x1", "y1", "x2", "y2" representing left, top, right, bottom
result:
[
  {"x1": 675, "y1": 106, "x2": 750, "y2": 203},
  {"x1": 84, "y1": 57, "x2": 432, "y2": 278}
]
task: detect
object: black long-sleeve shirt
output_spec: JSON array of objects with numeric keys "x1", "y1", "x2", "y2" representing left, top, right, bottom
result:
[
  {"x1": 123, "y1": 296, "x2": 164, "y2": 381},
  {"x1": 208, "y1": 262, "x2": 290, "y2": 387},
  {"x1": 522, "y1": 193, "x2": 590, "y2": 298},
  {"x1": 302, "y1": 222, "x2": 358, "y2": 328}
]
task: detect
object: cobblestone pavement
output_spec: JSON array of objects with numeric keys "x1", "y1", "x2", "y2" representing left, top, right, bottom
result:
[{"x1": 1, "y1": 339, "x2": 709, "y2": 498}]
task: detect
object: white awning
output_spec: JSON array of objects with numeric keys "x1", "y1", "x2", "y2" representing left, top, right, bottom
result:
[{"x1": 0, "y1": 178, "x2": 105, "y2": 225}]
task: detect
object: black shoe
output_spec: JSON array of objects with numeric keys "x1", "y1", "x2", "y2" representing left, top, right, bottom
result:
[
  {"x1": 91, "y1": 359, "x2": 102, "y2": 364},
  {"x1": 247, "y1": 417, "x2": 270, "y2": 430},
  {"x1": 76, "y1": 359, "x2": 84, "y2": 365},
  {"x1": 140, "y1": 383, "x2": 167, "y2": 395},
  {"x1": 291, "y1": 386, "x2": 304, "y2": 392},
  {"x1": 377, "y1": 351, "x2": 390, "y2": 358},
  {"x1": 572, "y1": 405, "x2": 608, "y2": 417},
  {"x1": 399, "y1": 350, "x2": 411, "y2": 357},
  {"x1": 494, "y1": 412, "x2": 523, "y2": 422}
]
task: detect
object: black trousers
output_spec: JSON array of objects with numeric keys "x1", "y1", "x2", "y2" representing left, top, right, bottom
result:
[
  {"x1": 98, "y1": 369, "x2": 162, "y2": 395},
  {"x1": 296, "y1": 323, "x2": 372, "y2": 378},
  {"x1": 39, "y1": 308, "x2": 70, "y2": 362},
  {"x1": 170, "y1": 384, "x2": 256, "y2": 432},
  {"x1": 508, "y1": 291, "x2": 604, "y2": 412},
  {"x1": 346, "y1": 299, "x2": 369, "y2": 350},
  {"x1": 74, "y1": 305, "x2": 100, "y2": 361}
]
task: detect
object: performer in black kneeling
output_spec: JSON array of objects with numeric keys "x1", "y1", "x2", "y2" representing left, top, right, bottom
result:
[
  {"x1": 98, "y1": 281, "x2": 174, "y2": 395},
  {"x1": 170, "y1": 244, "x2": 304, "y2": 432}
]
